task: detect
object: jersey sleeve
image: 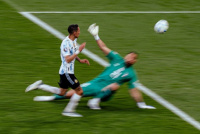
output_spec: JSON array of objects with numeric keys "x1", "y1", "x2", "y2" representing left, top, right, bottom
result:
[
  {"x1": 116, "y1": 75, "x2": 139, "y2": 89},
  {"x1": 61, "y1": 40, "x2": 71, "y2": 57},
  {"x1": 127, "y1": 69, "x2": 139, "y2": 89},
  {"x1": 106, "y1": 51, "x2": 122, "y2": 62},
  {"x1": 128, "y1": 76, "x2": 139, "y2": 89}
]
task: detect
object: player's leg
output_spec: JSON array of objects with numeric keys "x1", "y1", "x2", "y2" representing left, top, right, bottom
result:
[
  {"x1": 87, "y1": 98, "x2": 101, "y2": 110},
  {"x1": 33, "y1": 95, "x2": 57, "y2": 101},
  {"x1": 62, "y1": 88, "x2": 82, "y2": 117},
  {"x1": 62, "y1": 80, "x2": 99, "y2": 117},
  {"x1": 25, "y1": 79, "x2": 67, "y2": 95},
  {"x1": 25, "y1": 80, "x2": 43, "y2": 92},
  {"x1": 33, "y1": 82, "x2": 96, "y2": 102},
  {"x1": 87, "y1": 89, "x2": 116, "y2": 110},
  {"x1": 61, "y1": 74, "x2": 83, "y2": 117},
  {"x1": 38, "y1": 84, "x2": 65, "y2": 95},
  {"x1": 33, "y1": 89, "x2": 76, "y2": 101},
  {"x1": 87, "y1": 83, "x2": 118, "y2": 110}
]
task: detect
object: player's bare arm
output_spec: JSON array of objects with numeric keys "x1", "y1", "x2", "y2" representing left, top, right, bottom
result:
[
  {"x1": 88, "y1": 23, "x2": 111, "y2": 55},
  {"x1": 96, "y1": 39, "x2": 111, "y2": 55},
  {"x1": 65, "y1": 42, "x2": 86, "y2": 63},
  {"x1": 76, "y1": 57, "x2": 90, "y2": 65},
  {"x1": 129, "y1": 88, "x2": 144, "y2": 102},
  {"x1": 129, "y1": 87, "x2": 156, "y2": 109}
]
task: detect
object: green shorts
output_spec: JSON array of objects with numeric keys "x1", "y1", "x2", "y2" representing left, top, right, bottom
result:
[
  {"x1": 81, "y1": 82, "x2": 114, "y2": 101},
  {"x1": 81, "y1": 82, "x2": 103, "y2": 97}
]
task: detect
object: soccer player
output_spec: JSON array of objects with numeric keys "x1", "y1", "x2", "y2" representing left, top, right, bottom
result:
[
  {"x1": 63, "y1": 23, "x2": 155, "y2": 116},
  {"x1": 26, "y1": 24, "x2": 155, "y2": 117},
  {"x1": 26, "y1": 24, "x2": 89, "y2": 117}
]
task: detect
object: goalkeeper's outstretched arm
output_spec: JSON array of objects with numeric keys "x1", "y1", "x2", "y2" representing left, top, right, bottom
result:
[
  {"x1": 96, "y1": 39, "x2": 111, "y2": 55},
  {"x1": 88, "y1": 23, "x2": 111, "y2": 56}
]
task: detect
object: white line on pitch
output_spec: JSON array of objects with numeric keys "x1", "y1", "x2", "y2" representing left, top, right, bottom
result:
[
  {"x1": 2, "y1": 0, "x2": 24, "y2": 11},
  {"x1": 23, "y1": 11, "x2": 200, "y2": 14},
  {"x1": 19, "y1": 11, "x2": 200, "y2": 130}
]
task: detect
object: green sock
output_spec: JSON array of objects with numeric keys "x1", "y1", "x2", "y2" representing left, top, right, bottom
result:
[
  {"x1": 95, "y1": 88, "x2": 116, "y2": 102},
  {"x1": 53, "y1": 94, "x2": 67, "y2": 100}
]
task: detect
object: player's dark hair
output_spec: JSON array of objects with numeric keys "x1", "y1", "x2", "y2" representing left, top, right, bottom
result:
[{"x1": 68, "y1": 24, "x2": 79, "y2": 34}]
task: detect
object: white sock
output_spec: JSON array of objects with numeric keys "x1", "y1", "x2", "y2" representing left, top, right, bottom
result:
[
  {"x1": 38, "y1": 84, "x2": 61, "y2": 94},
  {"x1": 63, "y1": 93, "x2": 82, "y2": 112},
  {"x1": 94, "y1": 35, "x2": 100, "y2": 40},
  {"x1": 89, "y1": 98, "x2": 100, "y2": 105}
]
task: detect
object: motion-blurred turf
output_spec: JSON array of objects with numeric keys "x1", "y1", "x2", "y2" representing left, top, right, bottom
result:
[{"x1": 0, "y1": 0, "x2": 200, "y2": 134}]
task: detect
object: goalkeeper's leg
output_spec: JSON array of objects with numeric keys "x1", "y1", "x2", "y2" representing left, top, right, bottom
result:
[{"x1": 87, "y1": 89, "x2": 116, "y2": 110}]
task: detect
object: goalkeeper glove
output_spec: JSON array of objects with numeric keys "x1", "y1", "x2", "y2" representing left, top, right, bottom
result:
[{"x1": 88, "y1": 23, "x2": 100, "y2": 40}]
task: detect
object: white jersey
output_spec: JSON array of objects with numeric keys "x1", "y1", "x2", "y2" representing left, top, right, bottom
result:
[{"x1": 59, "y1": 36, "x2": 78, "y2": 74}]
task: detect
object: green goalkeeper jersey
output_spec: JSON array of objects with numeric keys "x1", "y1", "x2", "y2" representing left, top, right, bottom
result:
[{"x1": 82, "y1": 51, "x2": 138, "y2": 95}]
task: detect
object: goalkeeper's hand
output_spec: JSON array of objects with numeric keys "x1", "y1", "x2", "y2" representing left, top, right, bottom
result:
[{"x1": 88, "y1": 23, "x2": 99, "y2": 36}]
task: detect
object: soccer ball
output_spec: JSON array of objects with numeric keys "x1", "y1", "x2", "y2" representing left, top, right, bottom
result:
[{"x1": 154, "y1": 20, "x2": 169, "y2": 33}]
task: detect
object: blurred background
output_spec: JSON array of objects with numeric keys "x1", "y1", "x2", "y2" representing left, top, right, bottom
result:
[{"x1": 0, "y1": 0, "x2": 200, "y2": 133}]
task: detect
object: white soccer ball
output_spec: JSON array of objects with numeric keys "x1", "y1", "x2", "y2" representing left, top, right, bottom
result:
[{"x1": 154, "y1": 20, "x2": 169, "y2": 33}]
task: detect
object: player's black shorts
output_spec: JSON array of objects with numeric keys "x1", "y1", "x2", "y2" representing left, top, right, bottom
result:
[{"x1": 58, "y1": 73, "x2": 80, "y2": 89}]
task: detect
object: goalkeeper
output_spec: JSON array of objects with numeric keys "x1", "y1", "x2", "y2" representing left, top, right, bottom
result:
[{"x1": 26, "y1": 23, "x2": 155, "y2": 117}]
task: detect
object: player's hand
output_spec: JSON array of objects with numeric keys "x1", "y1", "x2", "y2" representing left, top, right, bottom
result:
[
  {"x1": 80, "y1": 59, "x2": 90, "y2": 65},
  {"x1": 79, "y1": 42, "x2": 86, "y2": 52},
  {"x1": 88, "y1": 23, "x2": 99, "y2": 36}
]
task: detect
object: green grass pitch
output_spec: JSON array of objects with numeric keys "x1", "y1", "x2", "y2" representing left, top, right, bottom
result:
[{"x1": 0, "y1": 0, "x2": 200, "y2": 133}]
